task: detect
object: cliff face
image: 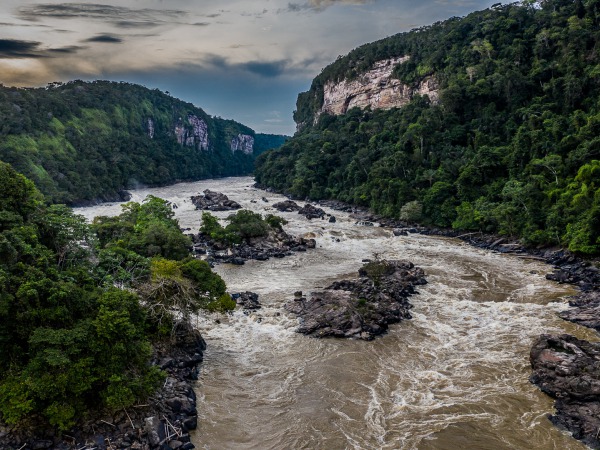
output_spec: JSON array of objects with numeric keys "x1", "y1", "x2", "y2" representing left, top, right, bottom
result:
[
  {"x1": 319, "y1": 56, "x2": 439, "y2": 118},
  {"x1": 175, "y1": 114, "x2": 210, "y2": 150},
  {"x1": 231, "y1": 134, "x2": 254, "y2": 154}
]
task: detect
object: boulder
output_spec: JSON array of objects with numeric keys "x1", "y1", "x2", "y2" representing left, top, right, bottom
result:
[
  {"x1": 530, "y1": 334, "x2": 600, "y2": 449},
  {"x1": 273, "y1": 200, "x2": 301, "y2": 212},
  {"x1": 298, "y1": 204, "x2": 326, "y2": 220},
  {"x1": 190, "y1": 189, "x2": 241, "y2": 211},
  {"x1": 286, "y1": 260, "x2": 426, "y2": 340}
]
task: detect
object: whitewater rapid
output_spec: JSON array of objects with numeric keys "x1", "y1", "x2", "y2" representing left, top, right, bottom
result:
[{"x1": 76, "y1": 176, "x2": 597, "y2": 450}]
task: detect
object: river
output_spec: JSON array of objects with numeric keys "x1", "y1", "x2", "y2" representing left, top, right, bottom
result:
[{"x1": 76, "y1": 176, "x2": 597, "y2": 450}]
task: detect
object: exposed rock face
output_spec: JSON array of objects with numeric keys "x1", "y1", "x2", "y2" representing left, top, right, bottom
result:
[
  {"x1": 192, "y1": 229, "x2": 316, "y2": 265},
  {"x1": 319, "y1": 56, "x2": 439, "y2": 118},
  {"x1": 147, "y1": 118, "x2": 155, "y2": 139},
  {"x1": 191, "y1": 190, "x2": 241, "y2": 211},
  {"x1": 559, "y1": 291, "x2": 600, "y2": 332},
  {"x1": 273, "y1": 200, "x2": 301, "y2": 212},
  {"x1": 175, "y1": 114, "x2": 209, "y2": 150},
  {"x1": 286, "y1": 260, "x2": 426, "y2": 340},
  {"x1": 530, "y1": 334, "x2": 600, "y2": 449},
  {"x1": 298, "y1": 204, "x2": 326, "y2": 220},
  {"x1": 232, "y1": 291, "x2": 261, "y2": 311},
  {"x1": 231, "y1": 134, "x2": 254, "y2": 154}
]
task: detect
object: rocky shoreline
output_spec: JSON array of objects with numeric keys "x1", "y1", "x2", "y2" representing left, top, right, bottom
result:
[
  {"x1": 0, "y1": 323, "x2": 205, "y2": 450},
  {"x1": 286, "y1": 260, "x2": 426, "y2": 340},
  {"x1": 309, "y1": 197, "x2": 600, "y2": 448}
]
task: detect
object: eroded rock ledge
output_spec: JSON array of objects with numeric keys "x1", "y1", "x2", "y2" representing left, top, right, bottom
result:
[
  {"x1": 192, "y1": 229, "x2": 316, "y2": 265},
  {"x1": 286, "y1": 260, "x2": 426, "y2": 340},
  {"x1": 530, "y1": 334, "x2": 600, "y2": 449}
]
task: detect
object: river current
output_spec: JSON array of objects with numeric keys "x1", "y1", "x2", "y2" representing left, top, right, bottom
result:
[{"x1": 76, "y1": 176, "x2": 598, "y2": 450}]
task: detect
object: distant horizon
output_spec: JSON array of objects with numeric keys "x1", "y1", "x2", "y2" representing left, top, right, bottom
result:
[{"x1": 0, "y1": 0, "x2": 500, "y2": 134}]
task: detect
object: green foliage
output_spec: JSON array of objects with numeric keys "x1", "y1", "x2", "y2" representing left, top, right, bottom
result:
[
  {"x1": 0, "y1": 81, "x2": 287, "y2": 204},
  {"x1": 205, "y1": 294, "x2": 237, "y2": 313},
  {"x1": 140, "y1": 257, "x2": 230, "y2": 328},
  {"x1": 257, "y1": 0, "x2": 600, "y2": 254},
  {"x1": 0, "y1": 167, "x2": 230, "y2": 430},
  {"x1": 93, "y1": 196, "x2": 191, "y2": 260},
  {"x1": 200, "y1": 210, "x2": 286, "y2": 244}
]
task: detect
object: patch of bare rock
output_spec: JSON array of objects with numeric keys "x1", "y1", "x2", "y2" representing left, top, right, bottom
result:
[
  {"x1": 191, "y1": 189, "x2": 240, "y2": 211},
  {"x1": 286, "y1": 260, "x2": 426, "y2": 340}
]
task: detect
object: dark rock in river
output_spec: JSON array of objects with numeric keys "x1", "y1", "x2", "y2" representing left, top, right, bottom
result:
[
  {"x1": 193, "y1": 229, "x2": 316, "y2": 265},
  {"x1": 273, "y1": 200, "x2": 301, "y2": 212},
  {"x1": 560, "y1": 291, "x2": 600, "y2": 332},
  {"x1": 298, "y1": 203, "x2": 326, "y2": 220},
  {"x1": 191, "y1": 189, "x2": 241, "y2": 211},
  {"x1": 530, "y1": 334, "x2": 600, "y2": 449},
  {"x1": 286, "y1": 260, "x2": 426, "y2": 340},
  {"x1": 232, "y1": 291, "x2": 261, "y2": 311}
]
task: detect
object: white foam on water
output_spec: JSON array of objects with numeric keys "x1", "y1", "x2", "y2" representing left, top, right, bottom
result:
[{"x1": 76, "y1": 177, "x2": 592, "y2": 450}]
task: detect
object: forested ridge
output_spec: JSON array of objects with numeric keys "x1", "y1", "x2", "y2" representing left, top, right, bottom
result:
[
  {"x1": 0, "y1": 80, "x2": 287, "y2": 205},
  {"x1": 256, "y1": 0, "x2": 600, "y2": 254}
]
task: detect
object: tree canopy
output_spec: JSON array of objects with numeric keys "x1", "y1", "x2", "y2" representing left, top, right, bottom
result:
[{"x1": 257, "y1": 0, "x2": 600, "y2": 254}]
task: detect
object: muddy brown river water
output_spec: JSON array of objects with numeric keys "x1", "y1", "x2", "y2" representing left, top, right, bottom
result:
[{"x1": 76, "y1": 176, "x2": 598, "y2": 450}]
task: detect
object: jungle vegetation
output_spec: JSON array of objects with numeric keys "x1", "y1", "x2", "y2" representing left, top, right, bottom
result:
[
  {"x1": 256, "y1": 0, "x2": 600, "y2": 254},
  {"x1": 0, "y1": 80, "x2": 287, "y2": 205},
  {"x1": 0, "y1": 161, "x2": 231, "y2": 430}
]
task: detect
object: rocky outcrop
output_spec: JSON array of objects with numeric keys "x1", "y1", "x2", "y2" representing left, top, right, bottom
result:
[
  {"x1": 232, "y1": 291, "x2": 261, "y2": 311},
  {"x1": 319, "y1": 56, "x2": 439, "y2": 118},
  {"x1": 0, "y1": 322, "x2": 205, "y2": 450},
  {"x1": 175, "y1": 114, "x2": 209, "y2": 150},
  {"x1": 298, "y1": 204, "x2": 326, "y2": 220},
  {"x1": 286, "y1": 260, "x2": 426, "y2": 340},
  {"x1": 231, "y1": 134, "x2": 254, "y2": 154},
  {"x1": 191, "y1": 190, "x2": 241, "y2": 211},
  {"x1": 530, "y1": 334, "x2": 600, "y2": 449},
  {"x1": 147, "y1": 118, "x2": 155, "y2": 139},
  {"x1": 560, "y1": 291, "x2": 600, "y2": 331},
  {"x1": 272, "y1": 200, "x2": 301, "y2": 212},
  {"x1": 192, "y1": 230, "x2": 316, "y2": 265}
]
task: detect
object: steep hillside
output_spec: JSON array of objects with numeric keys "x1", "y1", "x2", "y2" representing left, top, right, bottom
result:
[
  {"x1": 256, "y1": 0, "x2": 600, "y2": 254},
  {"x1": 0, "y1": 80, "x2": 286, "y2": 205}
]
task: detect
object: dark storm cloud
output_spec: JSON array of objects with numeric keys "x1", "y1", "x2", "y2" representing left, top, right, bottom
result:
[
  {"x1": 0, "y1": 39, "x2": 85, "y2": 58},
  {"x1": 240, "y1": 61, "x2": 287, "y2": 78},
  {"x1": 201, "y1": 53, "x2": 331, "y2": 79},
  {"x1": 18, "y1": 3, "x2": 187, "y2": 28},
  {"x1": 46, "y1": 45, "x2": 85, "y2": 54},
  {"x1": 0, "y1": 39, "x2": 43, "y2": 58},
  {"x1": 84, "y1": 34, "x2": 123, "y2": 43}
]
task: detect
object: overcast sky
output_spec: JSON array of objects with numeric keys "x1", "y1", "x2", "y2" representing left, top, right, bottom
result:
[{"x1": 0, "y1": 0, "x2": 499, "y2": 134}]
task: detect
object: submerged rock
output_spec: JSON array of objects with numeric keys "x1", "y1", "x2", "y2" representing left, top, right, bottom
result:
[
  {"x1": 286, "y1": 260, "x2": 426, "y2": 340},
  {"x1": 191, "y1": 189, "x2": 241, "y2": 211},
  {"x1": 530, "y1": 334, "x2": 600, "y2": 449}
]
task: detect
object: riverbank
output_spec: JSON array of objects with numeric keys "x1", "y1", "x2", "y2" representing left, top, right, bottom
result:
[
  {"x1": 0, "y1": 323, "x2": 204, "y2": 450},
  {"x1": 310, "y1": 197, "x2": 600, "y2": 448}
]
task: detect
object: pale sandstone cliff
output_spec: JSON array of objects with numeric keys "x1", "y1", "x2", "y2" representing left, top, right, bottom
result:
[
  {"x1": 319, "y1": 56, "x2": 439, "y2": 117},
  {"x1": 175, "y1": 114, "x2": 209, "y2": 150},
  {"x1": 231, "y1": 134, "x2": 254, "y2": 154}
]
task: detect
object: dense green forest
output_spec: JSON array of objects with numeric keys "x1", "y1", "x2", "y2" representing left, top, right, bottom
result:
[
  {"x1": 0, "y1": 81, "x2": 287, "y2": 205},
  {"x1": 0, "y1": 161, "x2": 232, "y2": 429},
  {"x1": 256, "y1": 0, "x2": 600, "y2": 254}
]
